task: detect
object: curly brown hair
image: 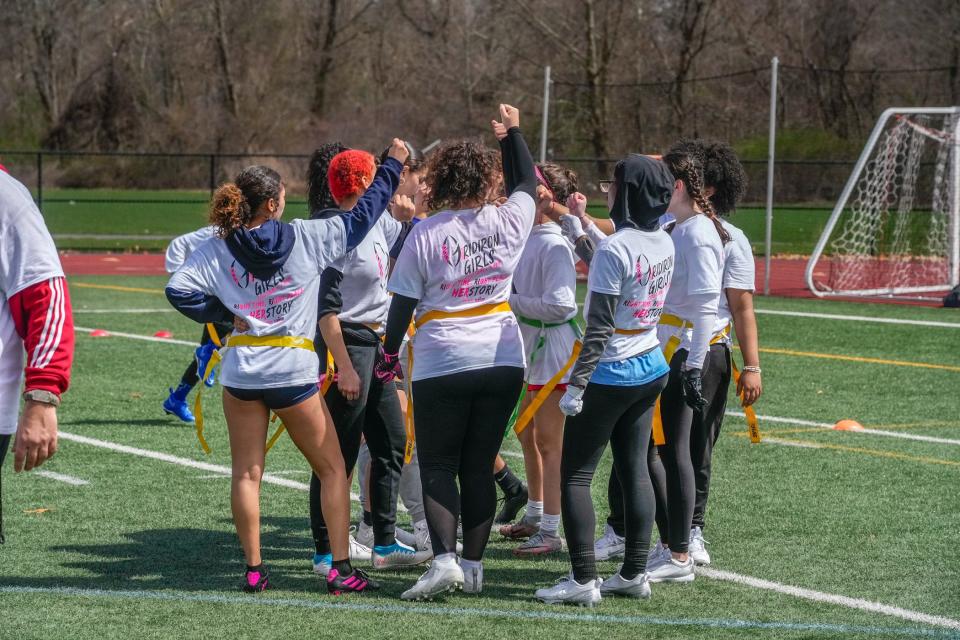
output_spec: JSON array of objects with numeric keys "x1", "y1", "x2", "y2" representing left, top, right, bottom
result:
[
  {"x1": 426, "y1": 139, "x2": 500, "y2": 211},
  {"x1": 209, "y1": 165, "x2": 282, "y2": 237},
  {"x1": 662, "y1": 145, "x2": 730, "y2": 244},
  {"x1": 537, "y1": 163, "x2": 579, "y2": 202}
]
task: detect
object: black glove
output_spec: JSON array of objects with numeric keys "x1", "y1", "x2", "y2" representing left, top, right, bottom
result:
[{"x1": 680, "y1": 367, "x2": 706, "y2": 410}]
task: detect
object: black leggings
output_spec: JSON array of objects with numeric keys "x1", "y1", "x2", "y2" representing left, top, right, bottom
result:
[
  {"x1": 411, "y1": 366, "x2": 525, "y2": 560},
  {"x1": 311, "y1": 340, "x2": 406, "y2": 551},
  {"x1": 179, "y1": 321, "x2": 232, "y2": 387},
  {"x1": 607, "y1": 343, "x2": 732, "y2": 538},
  {"x1": 562, "y1": 376, "x2": 667, "y2": 583},
  {"x1": 0, "y1": 434, "x2": 10, "y2": 544}
]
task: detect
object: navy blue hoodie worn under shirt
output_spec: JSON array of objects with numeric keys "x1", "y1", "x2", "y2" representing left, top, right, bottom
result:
[{"x1": 165, "y1": 157, "x2": 403, "y2": 324}]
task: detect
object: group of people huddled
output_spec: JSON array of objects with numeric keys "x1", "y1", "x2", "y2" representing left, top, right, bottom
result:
[{"x1": 162, "y1": 103, "x2": 762, "y2": 604}]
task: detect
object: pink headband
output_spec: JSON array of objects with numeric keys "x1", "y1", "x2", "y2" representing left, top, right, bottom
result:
[{"x1": 534, "y1": 165, "x2": 556, "y2": 199}]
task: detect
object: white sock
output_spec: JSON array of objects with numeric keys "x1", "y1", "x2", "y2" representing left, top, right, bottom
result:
[
  {"x1": 526, "y1": 500, "x2": 544, "y2": 519},
  {"x1": 540, "y1": 513, "x2": 560, "y2": 535},
  {"x1": 433, "y1": 552, "x2": 457, "y2": 568},
  {"x1": 460, "y1": 558, "x2": 482, "y2": 573}
]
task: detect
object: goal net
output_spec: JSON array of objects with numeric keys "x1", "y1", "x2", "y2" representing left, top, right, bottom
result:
[{"x1": 805, "y1": 107, "x2": 960, "y2": 300}]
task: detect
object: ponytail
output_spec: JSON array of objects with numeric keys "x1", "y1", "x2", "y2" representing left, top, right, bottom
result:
[
  {"x1": 210, "y1": 183, "x2": 251, "y2": 238},
  {"x1": 662, "y1": 149, "x2": 730, "y2": 245},
  {"x1": 208, "y1": 165, "x2": 283, "y2": 238}
]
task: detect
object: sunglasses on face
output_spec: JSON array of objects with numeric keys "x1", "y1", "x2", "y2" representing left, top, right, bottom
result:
[{"x1": 599, "y1": 179, "x2": 614, "y2": 193}]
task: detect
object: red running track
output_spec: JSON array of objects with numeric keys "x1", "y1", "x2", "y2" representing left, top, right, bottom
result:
[{"x1": 61, "y1": 252, "x2": 945, "y2": 307}]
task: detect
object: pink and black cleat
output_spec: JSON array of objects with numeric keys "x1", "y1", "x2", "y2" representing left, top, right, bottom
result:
[
  {"x1": 326, "y1": 567, "x2": 379, "y2": 595},
  {"x1": 241, "y1": 566, "x2": 269, "y2": 593}
]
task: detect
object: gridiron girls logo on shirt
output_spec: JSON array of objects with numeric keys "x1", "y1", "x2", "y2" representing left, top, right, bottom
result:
[
  {"x1": 441, "y1": 232, "x2": 502, "y2": 275},
  {"x1": 624, "y1": 254, "x2": 673, "y2": 321},
  {"x1": 229, "y1": 262, "x2": 303, "y2": 324}
]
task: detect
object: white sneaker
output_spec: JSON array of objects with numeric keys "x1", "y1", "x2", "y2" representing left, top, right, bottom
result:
[
  {"x1": 594, "y1": 524, "x2": 625, "y2": 561},
  {"x1": 356, "y1": 521, "x2": 374, "y2": 548},
  {"x1": 462, "y1": 562, "x2": 483, "y2": 594},
  {"x1": 372, "y1": 541, "x2": 433, "y2": 569},
  {"x1": 535, "y1": 574, "x2": 602, "y2": 607},
  {"x1": 689, "y1": 527, "x2": 711, "y2": 566},
  {"x1": 647, "y1": 555, "x2": 695, "y2": 583},
  {"x1": 400, "y1": 561, "x2": 464, "y2": 601},
  {"x1": 600, "y1": 569, "x2": 651, "y2": 599},
  {"x1": 646, "y1": 540, "x2": 670, "y2": 570},
  {"x1": 395, "y1": 527, "x2": 418, "y2": 548},
  {"x1": 350, "y1": 534, "x2": 372, "y2": 563},
  {"x1": 413, "y1": 519, "x2": 463, "y2": 555}
]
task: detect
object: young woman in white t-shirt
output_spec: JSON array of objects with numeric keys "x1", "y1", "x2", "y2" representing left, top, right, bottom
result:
[
  {"x1": 639, "y1": 148, "x2": 730, "y2": 584},
  {"x1": 496, "y1": 161, "x2": 580, "y2": 558},
  {"x1": 166, "y1": 139, "x2": 409, "y2": 595},
  {"x1": 375, "y1": 104, "x2": 537, "y2": 600},
  {"x1": 602, "y1": 140, "x2": 763, "y2": 569},
  {"x1": 534, "y1": 154, "x2": 676, "y2": 606}
]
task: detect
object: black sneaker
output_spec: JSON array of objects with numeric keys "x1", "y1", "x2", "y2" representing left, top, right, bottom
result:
[
  {"x1": 494, "y1": 481, "x2": 528, "y2": 525},
  {"x1": 241, "y1": 566, "x2": 269, "y2": 593},
  {"x1": 327, "y1": 567, "x2": 380, "y2": 595}
]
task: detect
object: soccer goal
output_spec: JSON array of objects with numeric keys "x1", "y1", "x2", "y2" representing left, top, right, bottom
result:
[{"x1": 805, "y1": 107, "x2": 960, "y2": 300}]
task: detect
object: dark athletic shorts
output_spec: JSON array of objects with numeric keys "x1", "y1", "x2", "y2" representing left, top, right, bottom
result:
[{"x1": 224, "y1": 383, "x2": 318, "y2": 410}]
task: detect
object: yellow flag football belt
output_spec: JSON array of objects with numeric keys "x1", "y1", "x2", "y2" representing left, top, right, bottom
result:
[
  {"x1": 403, "y1": 301, "x2": 513, "y2": 462},
  {"x1": 193, "y1": 333, "x2": 315, "y2": 454},
  {"x1": 511, "y1": 316, "x2": 582, "y2": 436},
  {"x1": 648, "y1": 315, "x2": 760, "y2": 445}
]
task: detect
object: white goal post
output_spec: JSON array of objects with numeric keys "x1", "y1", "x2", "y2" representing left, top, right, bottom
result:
[{"x1": 805, "y1": 107, "x2": 960, "y2": 300}]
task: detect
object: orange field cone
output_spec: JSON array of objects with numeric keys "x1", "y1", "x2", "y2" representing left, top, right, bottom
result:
[
  {"x1": 833, "y1": 419, "x2": 864, "y2": 431},
  {"x1": 154, "y1": 330, "x2": 173, "y2": 338},
  {"x1": 89, "y1": 329, "x2": 110, "y2": 337}
]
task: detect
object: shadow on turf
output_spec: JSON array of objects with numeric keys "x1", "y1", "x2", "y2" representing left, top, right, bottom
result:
[{"x1": 4, "y1": 516, "x2": 568, "y2": 598}]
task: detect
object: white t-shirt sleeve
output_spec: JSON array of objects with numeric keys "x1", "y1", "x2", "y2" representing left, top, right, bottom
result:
[
  {"x1": 723, "y1": 234, "x2": 755, "y2": 292},
  {"x1": 296, "y1": 217, "x2": 348, "y2": 270},
  {"x1": 387, "y1": 225, "x2": 426, "y2": 300},
  {"x1": 684, "y1": 243, "x2": 723, "y2": 295},
  {"x1": 497, "y1": 191, "x2": 537, "y2": 237},
  {"x1": 510, "y1": 241, "x2": 578, "y2": 322},
  {"x1": 0, "y1": 192, "x2": 63, "y2": 297},
  {"x1": 586, "y1": 245, "x2": 624, "y2": 296},
  {"x1": 166, "y1": 245, "x2": 217, "y2": 297},
  {"x1": 380, "y1": 213, "x2": 403, "y2": 250}
]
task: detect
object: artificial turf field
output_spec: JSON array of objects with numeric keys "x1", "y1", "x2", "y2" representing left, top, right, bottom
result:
[{"x1": 2, "y1": 275, "x2": 959, "y2": 639}]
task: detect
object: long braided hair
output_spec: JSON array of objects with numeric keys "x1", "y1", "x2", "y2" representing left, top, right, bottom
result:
[{"x1": 663, "y1": 145, "x2": 730, "y2": 244}]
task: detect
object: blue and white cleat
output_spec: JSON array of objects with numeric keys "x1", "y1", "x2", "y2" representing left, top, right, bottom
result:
[
  {"x1": 163, "y1": 383, "x2": 195, "y2": 423},
  {"x1": 372, "y1": 541, "x2": 432, "y2": 569},
  {"x1": 195, "y1": 342, "x2": 219, "y2": 387},
  {"x1": 313, "y1": 552, "x2": 333, "y2": 577}
]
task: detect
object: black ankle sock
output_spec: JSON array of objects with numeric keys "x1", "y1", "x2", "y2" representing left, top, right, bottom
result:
[
  {"x1": 246, "y1": 563, "x2": 264, "y2": 574},
  {"x1": 494, "y1": 465, "x2": 522, "y2": 495},
  {"x1": 332, "y1": 559, "x2": 352, "y2": 576},
  {"x1": 362, "y1": 510, "x2": 373, "y2": 526}
]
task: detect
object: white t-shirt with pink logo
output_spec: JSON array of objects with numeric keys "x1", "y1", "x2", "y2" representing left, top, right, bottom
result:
[
  {"x1": 332, "y1": 213, "x2": 402, "y2": 327},
  {"x1": 584, "y1": 227, "x2": 675, "y2": 362},
  {"x1": 388, "y1": 191, "x2": 536, "y2": 381}
]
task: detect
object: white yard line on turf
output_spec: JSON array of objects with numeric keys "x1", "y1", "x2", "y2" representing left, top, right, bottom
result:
[
  {"x1": 75, "y1": 309, "x2": 174, "y2": 314},
  {"x1": 58, "y1": 431, "x2": 371, "y2": 508},
  {"x1": 753, "y1": 308, "x2": 960, "y2": 329},
  {"x1": 75, "y1": 326, "x2": 196, "y2": 346},
  {"x1": 697, "y1": 567, "x2": 960, "y2": 631},
  {"x1": 33, "y1": 470, "x2": 90, "y2": 486},
  {"x1": 726, "y1": 411, "x2": 960, "y2": 446},
  {"x1": 2, "y1": 586, "x2": 957, "y2": 637}
]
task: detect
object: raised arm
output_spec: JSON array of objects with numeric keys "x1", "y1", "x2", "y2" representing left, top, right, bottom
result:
[
  {"x1": 337, "y1": 139, "x2": 409, "y2": 254},
  {"x1": 495, "y1": 104, "x2": 536, "y2": 200}
]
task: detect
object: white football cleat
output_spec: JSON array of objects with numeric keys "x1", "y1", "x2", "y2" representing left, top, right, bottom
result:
[
  {"x1": 395, "y1": 527, "x2": 418, "y2": 548},
  {"x1": 647, "y1": 555, "x2": 695, "y2": 583},
  {"x1": 372, "y1": 541, "x2": 432, "y2": 570},
  {"x1": 594, "y1": 524, "x2": 625, "y2": 561},
  {"x1": 413, "y1": 519, "x2": 463, "y2": 555},
  {"x1": 350, "y1": 534, "x2": 372, "y2": 563},
  {"x1": 400, "y1": 561, "x2": 464, "y2": 601},
  {"x1": 646, "y1": 540, "x2": 670, "y2": 571},
  {"x1": 689, "y1": 527, "x2": 711, "y2": 566},
  {"x1": 600, "y1": 569, "x2": 651, "y2": 599},
  {"x1": 535, "y1": 574, "x2": 602, "y2": 607}
]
